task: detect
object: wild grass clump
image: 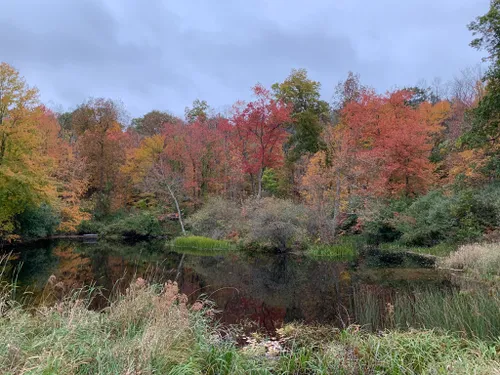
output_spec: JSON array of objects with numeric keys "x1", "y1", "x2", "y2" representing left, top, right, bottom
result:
[
  {"x1": 172, "y1": 235, "x2": 235, "y2": 251},
  {"x1": 440, "y1": 242, "x2": 500, "y2": 279}
]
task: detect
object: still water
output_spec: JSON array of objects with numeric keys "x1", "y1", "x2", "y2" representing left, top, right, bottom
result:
[{"x1": 3, "y1": 239, "x2": 450, "y2": 331}]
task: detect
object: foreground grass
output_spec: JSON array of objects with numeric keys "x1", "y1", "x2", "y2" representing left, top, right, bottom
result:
[
  {"x1": 354, "y1": 285, "x2": 500, "y2": 341},
  {"x1": 1, "y1": 280, "x2": 499, "y2": 374},
  {"x1": 171, "y1": 235, "x2": 236, "y2": 251}
]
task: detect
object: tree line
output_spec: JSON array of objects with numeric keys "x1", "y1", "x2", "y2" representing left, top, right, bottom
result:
[{"x1": 1, "y1": 1, "x2": 499, "y2": 243}]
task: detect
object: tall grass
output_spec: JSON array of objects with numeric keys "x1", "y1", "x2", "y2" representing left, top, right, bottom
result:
[
  {"x1": 440, "y1": 242, "x2": 500, "y2": 279},
  {"x1": 171, "y1": 235, "x2": 236, "y2": 251},
  {"x1": 353, "y1": 286, "x2": 500, "y2": 341}
]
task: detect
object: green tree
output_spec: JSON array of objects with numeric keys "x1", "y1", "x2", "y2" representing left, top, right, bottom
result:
[
  {"x1": 131, "y1": 110, "x2": 178, "y2": 137},
  {"x1": 185, "y1": 99, "x2": 209, "y2": 123},
  {"x1": 465, "y1": 1, "x2": 500, "y2": 178},
  {"x1": 272, "y1": 69, "x2": 330, "y2": 161}
]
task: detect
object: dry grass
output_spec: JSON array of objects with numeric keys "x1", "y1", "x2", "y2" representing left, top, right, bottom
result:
[{"x1": 440, "y1": 242, "x2": 500, "y2": 279}]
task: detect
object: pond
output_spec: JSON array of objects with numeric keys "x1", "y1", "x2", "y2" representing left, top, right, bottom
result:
[{"x1": 3, "y1": 239, "x2": 454, "y2": 332}]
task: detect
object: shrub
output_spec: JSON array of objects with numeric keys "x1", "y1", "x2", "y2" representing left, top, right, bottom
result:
[
  {"x1": 186, "y1": 197, "x2": 242, "y2": 240},
  {"x1": 396, "y1": 191, "x2": 455, "y2": 246},
  {"x1": 243, "y1": 197, "x2": 310, "y2": 252},
  {"x1": 78, "y1": 211, "x2": 163, "y2": 238},
  {"x1": 364, "y1": 183, "x2": 500, "y2": 247},
  {"x1": 101, "y1": 211, "x2": 163, "y2": 238},
  {"x1": 15, "y1": 203, "x2": 61, "y2": 239}
]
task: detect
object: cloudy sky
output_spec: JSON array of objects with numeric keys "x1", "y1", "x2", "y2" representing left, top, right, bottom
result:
[{"x1": 1, "y1": 0, "x2": 489, "y2": 119}]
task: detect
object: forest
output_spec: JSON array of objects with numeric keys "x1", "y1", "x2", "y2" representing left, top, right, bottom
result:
[{"x1": 1, "y1": 10, "x2": 499, "y2": 250}]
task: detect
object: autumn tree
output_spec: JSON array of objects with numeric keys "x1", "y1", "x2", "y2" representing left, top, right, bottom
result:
[
  {"x1": 122, "y1": 133, "x2": 188, "y2": 234},
  {"x1": 341, "y1": 90, "x2": 446, "y2": 197},
  {"x1": 232, "y1": 84, "x2": 292, "y2": 198},
  {"x1": 72, "y1": 98, "x2": 126, "y2": 216},
  {"x1": 0, "y1": 63, "x2": 55, "y2": 238}
]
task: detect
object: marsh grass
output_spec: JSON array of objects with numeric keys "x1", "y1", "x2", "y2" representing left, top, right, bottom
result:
[
  {"x1": 440, "y1": 243, "x2": 500, "y2": 280},
  {"x1": 307, "y1": 236, "x2": 362, "y2": 260},
  {"x1": 353, "y1": 285, "x2": 500, "y2": 341},
  {"x1": 171, "y1": 235, "x2": 236, "y2": 251}
]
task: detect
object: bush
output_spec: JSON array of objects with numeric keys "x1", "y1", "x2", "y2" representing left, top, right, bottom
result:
[
  {"x1": 243, "y1": 197, "x2": 310, "y2": 252},
  {"x1": 101, "y1": 211, "x2": 163, "y2": 238},
  {"x1": 186, "y1": 197, "x2": 242, "y2": 240},
  {"x1": 396, "y1": 191, "x2": 455, "y2": 246},
  {"x1": 363, "y1": 183, "x2": 500, "y2": 247},
  {"x1": 15, "y1": 203, "x2": 61, "y2": 239},
  {"x1": 362, "y1": 199, "x2": 410, "y2": 245},
  {"x1": 78, "y1": 211, "x2": 163, "y2": 238}
]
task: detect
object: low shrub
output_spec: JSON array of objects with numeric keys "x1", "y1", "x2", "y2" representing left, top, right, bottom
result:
[
  {"x1": 78, "y1": 211, "x2": 164, "y2": 238},
  {"x1": 188, "y1": 197, "x2": 313, "y2": 252},
  {"x1": 243, "y1": 197, "x2": 310, "y2": 252},
  {"x1": 186, "y1": 197, "x2": 242, "y2": 240}
]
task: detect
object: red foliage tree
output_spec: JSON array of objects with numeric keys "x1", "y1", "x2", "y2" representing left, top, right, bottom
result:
[
  {"x1": 341, "y1": 90, "x2": 443, "y2": 197},
  {"x1": 231, "y1": 84, "x2": 292, "y2": 197}
]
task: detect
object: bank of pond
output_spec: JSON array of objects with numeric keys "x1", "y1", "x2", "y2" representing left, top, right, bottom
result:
[{"x1": 0, "y1": 238, "x2": 499, "y2": 374}]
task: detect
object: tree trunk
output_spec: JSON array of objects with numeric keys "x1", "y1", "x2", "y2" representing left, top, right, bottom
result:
[
  {"x1": 167, "y1": 184, "x2": 186, "y2": 236},
  {"x1": 332, "y1": 170, "x2": 342, "y2": 237},
  {"x1": 257, "y1": 168, "x2": 263, "y2": 199},
  {"x1": 174, "y1": 253, "x2": 186, "y2": 282},
  {"x1": 0, "y1": 133, "x2": 6, "y2": 166}
]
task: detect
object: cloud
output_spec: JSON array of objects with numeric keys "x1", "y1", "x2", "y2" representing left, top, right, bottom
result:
[{"x1": 0, "y1": 0, "x2": 489, "y2": 118}]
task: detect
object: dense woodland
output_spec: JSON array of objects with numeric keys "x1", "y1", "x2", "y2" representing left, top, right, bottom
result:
[{"x1": 1, "y1": 4, "x2": 499, "y2": 248}]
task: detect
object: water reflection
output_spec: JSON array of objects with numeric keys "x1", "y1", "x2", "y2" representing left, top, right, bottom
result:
[{"x1": 5, "y1": 239, "x2": 448, "y2": 331}]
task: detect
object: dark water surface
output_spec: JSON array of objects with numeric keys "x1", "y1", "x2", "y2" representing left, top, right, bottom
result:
[{"x1": 3, "y1": 239, "x2": 450, "y2": 331}]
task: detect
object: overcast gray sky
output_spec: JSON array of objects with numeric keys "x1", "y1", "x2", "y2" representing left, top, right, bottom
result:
[{"x1": 1, "y1": 0, "x2": 489, "y2": 119}]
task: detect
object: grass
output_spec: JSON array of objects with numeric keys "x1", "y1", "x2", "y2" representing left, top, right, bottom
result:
[
  {"x1": 353, "y1": 285, "x2": 500, "y2": 341},
  {"x1": 0, "y1": 278, "x2": 499, "y2": 374},
  {"x1": 171, "y1": 235, "x2": 236, "y2": 251},
  {"x1": 440, "y1": 242, "x2": 500, "y2": 280},
  {"x1": 307, "y1": 236, "x2": 362, "y2": 260}
]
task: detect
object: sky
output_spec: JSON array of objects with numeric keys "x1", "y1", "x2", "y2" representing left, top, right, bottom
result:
[{"x1": 1, "y1": 0, "x2": 490, "y2": 120}]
